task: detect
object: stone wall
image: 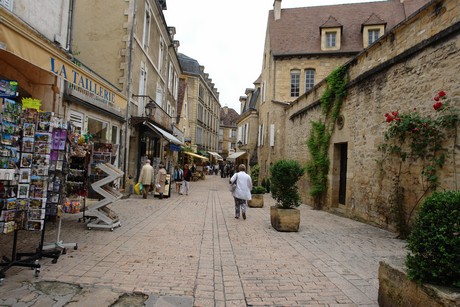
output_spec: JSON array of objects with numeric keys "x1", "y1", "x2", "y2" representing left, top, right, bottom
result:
[{"x1": 285, "y1": 0, "x2": 460, "y2": 229}]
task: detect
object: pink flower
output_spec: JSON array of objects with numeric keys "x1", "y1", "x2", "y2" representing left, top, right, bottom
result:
[
  {"x1": 438, "y1": 91, "x2": 446, "y2": 97},
  {"x1": 386, "y1": 115, "x2": 394, "y2": 123},
  {"x1": 413, "y1": 127, "x2": 420, "y2": 132},
  {"x1": 434, "y1": 96, "x2": 440, "y2": 101},
  {"x1": 392, "y1": 111, "x2": 399, "y2": 117},
  {"x1": 433, "y1": 101, "x2": 443, "y2": 111}
]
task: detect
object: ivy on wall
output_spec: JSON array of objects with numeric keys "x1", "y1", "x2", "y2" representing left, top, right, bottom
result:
[{"x1": 306, "y1": 66, "x2": 348, "y2": 208}]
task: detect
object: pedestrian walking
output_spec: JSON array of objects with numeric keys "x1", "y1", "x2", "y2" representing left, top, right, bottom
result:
[
  {"x1": 229, "y1": 164, "x2": 252, "y2": 220},
  {"x1": 138, "y1": 159, "x2": 154, "y2": 199},
  {"x1": 156, "y1": 163, "x2": 167, "y2": 199},
  {"x1": 180, "y1": 164, "x2": 192, "y2": 195},
  {"x1": 173, "y1": 165, "x2": 183, "y2": 193}
]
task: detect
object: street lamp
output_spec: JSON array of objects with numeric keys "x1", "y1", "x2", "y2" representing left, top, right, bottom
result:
[
  {"x1": 145, "y1": 101, "x2": 157, "y2": 117},
  {"x1": 132, "y1": 94, "x2": 157, "y2": 118}
]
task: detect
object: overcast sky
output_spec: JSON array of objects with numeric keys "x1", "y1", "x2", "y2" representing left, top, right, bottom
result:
[{"x1": 164, "y1": 0, "x2": 384, "y2": 114}]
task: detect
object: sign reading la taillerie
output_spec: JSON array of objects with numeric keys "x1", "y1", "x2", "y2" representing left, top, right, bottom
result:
[{"x1": 49, "y1": 57, "x2": 115, "y2": 104}]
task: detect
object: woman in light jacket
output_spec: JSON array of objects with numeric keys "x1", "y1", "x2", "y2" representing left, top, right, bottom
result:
[{"x1": 229, "y1": 164, "x2": 252, "y2": 220}]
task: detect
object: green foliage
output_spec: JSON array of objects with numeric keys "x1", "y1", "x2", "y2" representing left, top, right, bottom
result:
[
  {"x1": 250, "y1": 164, "x2": 260, "y2": 186},
  {"x1": 306, "y1": 66, "x2": 348, "y2": 208},
  {"x1": 379, "y1": 91, "x2": 459, "y2": 235},
  {"x1": 270, "y1": 160, "x2": 305, "y2": 209},
  {"x1": 251, "y1": 185, "x2": 266, "y2": 194},
  {"x1": 306, "y1": 121, "x2": 330, "y2": 198},
  {"x1": 406, "y1": 190, "x2": 460, "y2": 288}
]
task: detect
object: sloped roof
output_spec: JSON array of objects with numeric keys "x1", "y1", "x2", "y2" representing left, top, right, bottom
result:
[
  {"x1": 220, "y1": 107, "x2": 240, "y2": 126},
  {"x1": 362, "y1": 13, "x2": 386, "y2": 26},
  {"x1": 178, "y1": 53, "x2": 200, "y2": 75},
  {"x1": 267, "y1": 0, "x2": 429, "y2": 55},
  {"x1": 320, "y1": 16, "x2": 342, "y2": 28}
]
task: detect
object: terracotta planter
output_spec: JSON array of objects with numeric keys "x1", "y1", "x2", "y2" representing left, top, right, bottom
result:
[
  {"x1": 270, "y1": 206, "x2": 300, "y2": 232},
  {"x1": 248, "y1": 194, "x2": 264, "y2": 208}
]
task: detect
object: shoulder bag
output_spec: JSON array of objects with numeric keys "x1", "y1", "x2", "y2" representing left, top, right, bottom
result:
[{"x1": 230, "y1": 174, "x2": 238, "y2": 192}]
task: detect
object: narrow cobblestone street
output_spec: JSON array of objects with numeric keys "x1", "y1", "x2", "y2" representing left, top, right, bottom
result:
[{"x1": 0, "y1": 175, "x2": 407, "y2": 306}]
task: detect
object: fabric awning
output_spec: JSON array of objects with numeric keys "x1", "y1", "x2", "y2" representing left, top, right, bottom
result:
[
  {"x1": 183, "y1": 151, "x2": 209, "y2": 161},
  {"x1": 208, "y1": 151, "x2": 223, "y2": 160},
  {"x1": 227, "y1": 151, "x2": 247, "y2": 160},
  {"x1": 144, "y1": 121, "x2": 183, "y2": 145}
]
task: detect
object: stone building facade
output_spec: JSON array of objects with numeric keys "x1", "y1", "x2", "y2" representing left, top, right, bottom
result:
[
  {"x1": 219, "y1": 106, "x2": 239, "y2": 161},
  {"x1": 256, "y1": 0, "x2": 429, "y2": 181},
  {"x1": 285, "y1": 0, "x2": 460, "y2": 230},
  {"x1": 72, "y1": 0, "x2": 182, "y2": 178},
  {"x1": 178, "y1": 53, "x2": 221, "y2": 159}
]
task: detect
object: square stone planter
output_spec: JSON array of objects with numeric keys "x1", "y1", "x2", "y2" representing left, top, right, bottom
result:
[
  {"x1": 378, "y1": 259, "x2": 460, "y2": 306},
  {"x1": 270, "y1": 206, "x2": 300, "y2": 232},
  {"x1": 248, "y1": 194, "x2": 264, "y2": 208}
]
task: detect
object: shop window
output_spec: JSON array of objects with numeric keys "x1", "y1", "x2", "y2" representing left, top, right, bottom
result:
[
  {"x1": 111, "y1": 125, "x2": 119, "y2": 145},
  {"x1": 87, "y1": 117, "x2": 108, "y2": 143}
]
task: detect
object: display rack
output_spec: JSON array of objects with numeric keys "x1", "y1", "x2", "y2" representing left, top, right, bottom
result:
[
  {"x1": 86, "y1": 163, "x2": 123, "y2": 231},
  {"x1": 0, "y1": 98, "x2": 43, "y2": 283},
  {"x1": 42, "y1": 127, "x2": 77, "y2": 259}
]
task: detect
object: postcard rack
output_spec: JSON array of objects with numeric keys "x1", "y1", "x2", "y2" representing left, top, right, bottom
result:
[{"x1": 86, "y1": 163, "x2": 123, "y2": 231}]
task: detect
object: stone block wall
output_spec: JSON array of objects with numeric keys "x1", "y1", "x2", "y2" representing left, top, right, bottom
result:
[{"x1": 284, "y1": 0, "x2": 460, "y2": 229}]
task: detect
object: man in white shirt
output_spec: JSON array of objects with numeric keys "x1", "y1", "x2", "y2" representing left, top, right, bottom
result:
[{"x1": 229, "y1": 164, "x2": 252, "y2": 220}]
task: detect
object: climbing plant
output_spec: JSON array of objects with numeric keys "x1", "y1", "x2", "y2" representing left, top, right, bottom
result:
[
  {"x1": 378, "y1": 91, "x2": 459, "y2": 237},
  {"x1": 306, "y1": 66, "x2": 348, "y2": 208}
]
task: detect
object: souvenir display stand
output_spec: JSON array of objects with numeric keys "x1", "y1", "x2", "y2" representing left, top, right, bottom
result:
[
  {"x1": 86, "y1": 163, "x2": 123, "y2": 231},
  {"x1": 42, "y1": 128, "x2": 78, "y2": 258}
]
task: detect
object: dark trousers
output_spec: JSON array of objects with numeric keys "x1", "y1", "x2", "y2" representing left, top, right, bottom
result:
[{"x1": 142, "y1": 184, "x2": 151, "y2": 199}]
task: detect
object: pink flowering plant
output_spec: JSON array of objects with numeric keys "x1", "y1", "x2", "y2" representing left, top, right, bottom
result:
[
  {"x1": 380, "y1": 91, "x2": 458, "y2": 188},
  {"x1": 378, "y1": 91, "x2": 458, "y2": 237}
]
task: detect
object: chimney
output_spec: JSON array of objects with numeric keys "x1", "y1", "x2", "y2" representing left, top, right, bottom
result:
[{"x1": 274, "y1": 0, "x2": 282, "y2": 20}]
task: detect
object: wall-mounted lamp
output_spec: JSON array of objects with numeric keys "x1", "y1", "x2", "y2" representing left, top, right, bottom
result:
[
  {"x1": 145, "y1": 101, "x2": 157, "y2": 117},
  {"x1": 237, "y1": 140, "x2": 243, "y2": 147},
  {"x1": 132, "y1": 94, "x2": 157, "y2": 117}
]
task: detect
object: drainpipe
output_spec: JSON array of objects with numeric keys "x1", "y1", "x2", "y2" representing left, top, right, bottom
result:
[{"x1": 123, "y1": 0, "x2": 137, "y2": 188}]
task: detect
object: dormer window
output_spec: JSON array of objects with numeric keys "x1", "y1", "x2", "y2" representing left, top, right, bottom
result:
[
  {"x1": 368, "y1": 29, "x2": 380, "y2": 45},
  {"x1": 320, "y1": 16, "x2": 342, "y2": 51},
  {"x1": 326, "y1": 32, "x2": 337, "y2": 48},
  {"x1": 362, "y1": 13, "x2": 386, "y2": 48}
]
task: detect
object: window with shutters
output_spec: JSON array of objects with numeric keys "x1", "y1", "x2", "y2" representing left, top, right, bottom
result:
[
  {"x1": 270, "y1": 124, "x2": 275, "y2": 147},
  {"x1": 142, "y1": 6, "x2": 151, "y2": 50},
  {"x1": 69, "y1": 111, "x2": 84, "y2": 134},
  {"x1": 0, "y1": 0, "x2": 13, "y2": 11}
]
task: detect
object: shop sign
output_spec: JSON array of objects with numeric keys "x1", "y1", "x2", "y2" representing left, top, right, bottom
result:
[
  {"x1": 169, "y1": 144, "x2": 181, "y2": 152},
  {"x1": 50, "y1": 57, "x2": 115, "y2": 106}
]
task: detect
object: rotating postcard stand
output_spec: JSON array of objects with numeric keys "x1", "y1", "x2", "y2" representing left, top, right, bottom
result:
[
  {"x1": 41, "y1": 210, "x2": 78, "y2": 261},
  {"x1": 86, "y1": 163, "x2": 123, "y2": 231}
]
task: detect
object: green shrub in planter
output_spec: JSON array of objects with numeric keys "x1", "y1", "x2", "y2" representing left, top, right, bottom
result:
[
  {"x1": 265, "y1": 178, "x2": 270, "y2": 193},
  {"x1": 251, "y1": 186, "x2": 266, "y2": 194},
  {"x1": 270, "y1": 159, "x2": 305, "y2": 209},
  {"x1": 251, "y1": 164, "x2": 260, "y2": 186},
  {"x1": 406, "y1": 190, "x2": 460, "y2": 288}
]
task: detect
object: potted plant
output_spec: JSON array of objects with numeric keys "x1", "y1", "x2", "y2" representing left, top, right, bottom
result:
[
  {"x1": 269, "y1": 159, "x2": 305, "y2": 232},
  {"x1": 249, "y1": 185, "x2": 265, "y2": 208}
]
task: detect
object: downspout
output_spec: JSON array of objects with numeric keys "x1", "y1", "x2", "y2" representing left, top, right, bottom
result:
[
  {"x1": 123, "y1": 0, "x2": 137, "y2": 187},
  {"x1": 67, "y1": 0, "x2": 74, "y2": 52}
]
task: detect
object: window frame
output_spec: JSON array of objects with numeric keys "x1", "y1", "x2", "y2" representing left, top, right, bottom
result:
[
  {"x1": 290, "y1": 69, "x2": 301, "y2": 97},
  {"x1": 304, "y1": 69, "x2": 315, "y2": 92}
]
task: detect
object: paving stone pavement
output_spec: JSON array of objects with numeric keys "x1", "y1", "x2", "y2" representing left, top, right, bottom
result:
[{"x1": 0, "y1": 175, "x2": 407, "y2": 306}]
